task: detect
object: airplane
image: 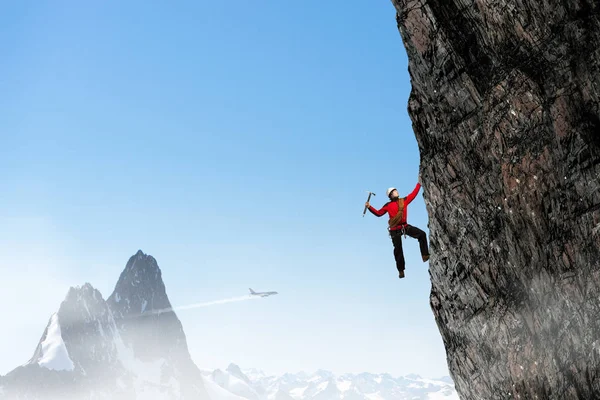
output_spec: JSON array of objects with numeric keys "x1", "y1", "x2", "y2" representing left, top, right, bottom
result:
[{"x1": 249, "y1": 288, "x2": 278, "y2": 298}]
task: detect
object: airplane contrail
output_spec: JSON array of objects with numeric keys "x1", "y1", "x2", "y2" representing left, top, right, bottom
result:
[
  {"x1": 129, "y1": 295, "x2": 261, "y2": 318},
  {"x1": 172, "y1": 295, "x2": 261, "y2": 311}
]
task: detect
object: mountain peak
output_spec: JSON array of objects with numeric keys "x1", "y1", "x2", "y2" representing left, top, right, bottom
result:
[
  {"x1": 64, "y1": 283, "x2": 102, "y2": 305},
  {"x1": 227, "y1": 363, "x2": 252, "y2": 385},
  {"x1": 315, "y1": 369, "x2": 334, "y2": 379},
  {"x1": 3, "y1": 251, "x2": 208, "y2": 399},
  {"x1": 106, "y1": 251, "x2": 195, "y2": 368},
  {"x1": 60, "y1": 283, "x2": 108, "y2": 325},
  {"x1": 28, "y1": 283, "x2": 120, "y2": 376},
  {"x1": 227, "y1": 363, "x2": 243, "y2": 372},
  {"x1": 107, "y1": 251, "x2": 169, "y2": 318}
]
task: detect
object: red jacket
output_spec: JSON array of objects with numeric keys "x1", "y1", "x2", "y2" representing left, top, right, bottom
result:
[{"x1": 368, "y1": 183, "x2": 421, "y2": 230}]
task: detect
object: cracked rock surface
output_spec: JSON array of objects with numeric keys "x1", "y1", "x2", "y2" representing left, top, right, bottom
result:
[{"x1": 391, "y1": 0, "x2": 600, "y2": 398}]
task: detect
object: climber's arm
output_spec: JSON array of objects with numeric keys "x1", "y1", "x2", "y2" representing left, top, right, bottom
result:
[
  {"x1": 405, "y1": 183, "x2": 421, "y2": 205},
  {"x1": 368, "y1": 203, "x2": 388, "y2": 217}
]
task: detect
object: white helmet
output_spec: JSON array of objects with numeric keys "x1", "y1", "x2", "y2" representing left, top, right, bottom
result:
[{"x1": 386, "y1": 187, "x2": 397, "y2": 198}]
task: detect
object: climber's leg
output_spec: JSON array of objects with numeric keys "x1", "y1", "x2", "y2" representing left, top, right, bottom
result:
[
  {"x1": 405, "y1": 225, "x2": 430, "y2": 262},
  {"x1": 390, "y1": 229, "x2": 406, "y2": 277}
]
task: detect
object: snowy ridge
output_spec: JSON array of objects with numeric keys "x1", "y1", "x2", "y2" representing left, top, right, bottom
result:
[
  {"x1": 36, "y1": 313, "x2": 75, "y2": 371},
  {"x1": 202, "y1": 364, "x2": 458, "y2": 400},
  {"x1": 204, "y1": 376, "x2": 250, "y2": 400}
]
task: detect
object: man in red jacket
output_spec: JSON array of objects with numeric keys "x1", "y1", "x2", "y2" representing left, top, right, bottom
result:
[{"x1": 366, "y1": 183, "x2": 429, "y2": 279}]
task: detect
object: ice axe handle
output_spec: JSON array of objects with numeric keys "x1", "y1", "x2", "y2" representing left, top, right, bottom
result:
[{"x1": 363, "y1": 192, "x2": 374, "y2": 217}]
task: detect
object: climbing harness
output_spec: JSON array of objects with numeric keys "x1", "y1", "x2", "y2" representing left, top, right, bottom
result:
[{"x1": 388, "y1": 224, "x2": 408, "y2": 239}]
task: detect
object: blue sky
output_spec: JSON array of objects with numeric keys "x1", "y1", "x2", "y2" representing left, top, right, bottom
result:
[{"x1": 0, "y1": 1, "x2": 448, "y2": 378}]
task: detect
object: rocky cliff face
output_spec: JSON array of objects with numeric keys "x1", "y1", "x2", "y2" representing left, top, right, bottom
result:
[{"x1": 391, "y1": 0, "x2": 600, "y2": 398}]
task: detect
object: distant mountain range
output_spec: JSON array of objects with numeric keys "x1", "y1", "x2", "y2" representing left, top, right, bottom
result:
[{"x1": 201, "y1": 364, "x2": 457, "y2": 400}]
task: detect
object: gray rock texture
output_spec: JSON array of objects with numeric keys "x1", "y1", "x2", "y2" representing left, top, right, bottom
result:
[
  {"x1": 107, "y1": 250, "x2": 205, "y2": 398},
  {"x1": 391, "y1": 0, "x2": 600, "y2": 398}
]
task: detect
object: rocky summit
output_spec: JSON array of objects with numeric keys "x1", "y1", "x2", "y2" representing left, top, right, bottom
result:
[{"x1": 391, "y1": 0, "x2": 600, "y2": 399}]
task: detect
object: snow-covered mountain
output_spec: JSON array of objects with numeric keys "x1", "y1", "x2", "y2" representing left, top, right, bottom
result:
[
  {"x1": 0, "y1": 250, "x2": 208, "y2": 400},
  {"x1": 201, "y1": 364, "x2": 458, "y2": 400}
]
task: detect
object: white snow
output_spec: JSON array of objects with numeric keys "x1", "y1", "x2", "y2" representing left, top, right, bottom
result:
[
  {"x1": 113, "y1": 321, "x2": 181, "y2": 398},
  {"x1": 427, "y1": 389, "x2": 460, "y2": 400},
  {"x1": 166, "y1": 376, "x2": 182, "y2": 399},
  {"x1": 141, "y1": 299, "x2": 148, "y2": 314},
  {"x1": 290, "y1": 386, "x2": 309, "y2": 398},
  {"x1": 417, "y1": 378, "x2": 451, "y2": 387},
  {"x1": 116, "y1": 336, "x2": 165, "y2": 386},
  {"x1": 98, "y1": 320, "x2": 106, "y2": 338},
  {"x1": 82, "y1": 299, "x2": 91, "y2": 319},
  {"x1": 306, "y1": 380, "x2": 331, "y2": 397},
  {"x1": 115, "y1": 292, "x2": 121, "y2": 303},
  {"x1": 78, "y1": 312, "x2": 184, "y2": 399},
  {"x1": 38, "y1": 313, "x2": 75, "y2": 371},
  {"x1": 227, "y1": 374, "x2": 254, "y2": 394},
  {"x1": 203, "y1": 376, "x2": 249, "y2": 400},
  {"x1": 337, "y1": 380, "x2": 352, "y2": 393},
  {"x1": 365, "y1": 392, "x2": 385, "y2": 400},
  {"x1": 203, "y1": 369, "x2": 458, "y2": 400},
  {"x1": 211, "y1": 369, "x2": 261, "y2": 400}
]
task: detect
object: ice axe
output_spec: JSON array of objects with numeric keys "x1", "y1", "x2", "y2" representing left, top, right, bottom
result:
[{"x1": 363, "y1": 191, "x2": 376, "y2": 217}]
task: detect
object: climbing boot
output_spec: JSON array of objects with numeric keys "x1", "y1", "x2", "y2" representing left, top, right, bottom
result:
[
  {"x1": 399, "y1": 270, "x2": 405, "y2": 279},
  {"x1": 422, "y1": 254, "x2": 430, "y2": 262}
]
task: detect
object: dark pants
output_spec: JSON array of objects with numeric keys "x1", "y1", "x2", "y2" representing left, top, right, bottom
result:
[{"x1": 390, "y1": 224, "x2": 429, "y2": 272}]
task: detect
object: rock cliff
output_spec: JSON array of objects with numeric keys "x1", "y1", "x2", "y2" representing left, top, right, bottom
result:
[{"x1": 391, "y1": 0, "x2": 600, "y2": 398}]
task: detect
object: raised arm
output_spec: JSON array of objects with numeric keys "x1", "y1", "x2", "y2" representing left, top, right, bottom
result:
[
  {"x1": 405, "y1": 183, "x2": 421, "y2": 205},
  {"x1": 368, "y1": 203, "x2": 388, "y2": 217}
]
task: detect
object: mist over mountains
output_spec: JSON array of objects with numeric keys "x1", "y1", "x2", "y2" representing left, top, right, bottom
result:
[
  {"x1": 0, "y1": 251, "x2": 206, "y2": 399},
  {"x1": 0, "y1": 251, "x2": 455, "y2": 400}
]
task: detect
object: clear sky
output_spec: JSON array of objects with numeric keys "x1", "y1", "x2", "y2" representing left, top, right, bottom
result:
[{"x1": 0, "y1": 1, "x2": 449, "y2": 378}]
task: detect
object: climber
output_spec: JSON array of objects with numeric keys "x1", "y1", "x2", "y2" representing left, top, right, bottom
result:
[{"x1": 365, "y1": 182, "x2": 429, "y2": 279}]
